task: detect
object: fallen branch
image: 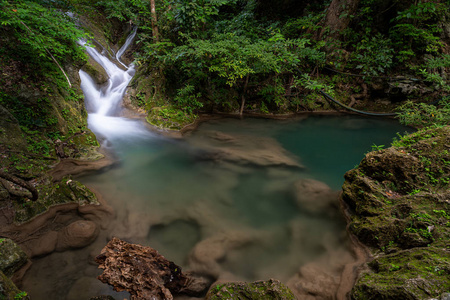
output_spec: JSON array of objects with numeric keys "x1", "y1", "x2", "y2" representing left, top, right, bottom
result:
[
  {"x1": 95, "y1": 238, "x2": 211, "y2": 300},
  {"x1": 0, "y1": 171, "x2": 38, "y2": 201}
]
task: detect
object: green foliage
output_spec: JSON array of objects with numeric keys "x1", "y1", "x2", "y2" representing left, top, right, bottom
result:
[
  {"x1": 371, "y1": 144, "x2": 385, "y2": 151},
  {"x1": 396, "y1": 97, "x2": 450, "y2": 128},
  {"x1": 174, "y1": 84, "x2": 203, "y2": 114},
  {"x1": 390, "y1": 2, "x2": 446, "y2": 55},
  {"x1": 152, "y1": 30, "x2": 324, "y2": 112},
  {"x1": 14, "y1": 291, "x2": 28, "y2": 300},
  {"x1": 293, "y1": 73, "x2": 334, "y2": 96},
  {"x1": 416, "y1": 54, "x2": 450, "y2": 92},
  {"x1": 171, "y1": 0, "x2": 237, "y2": 33},
  {"x1": 0, "y1": 0, "x2": 89, "y2": 63},
  {"x1": 352, "y1": 34, "x2": 394, "y2": 76}
]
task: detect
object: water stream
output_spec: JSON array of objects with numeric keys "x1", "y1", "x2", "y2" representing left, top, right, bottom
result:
[{"x1": 21, "y1": 32, "x2": 413, "y2": 300}]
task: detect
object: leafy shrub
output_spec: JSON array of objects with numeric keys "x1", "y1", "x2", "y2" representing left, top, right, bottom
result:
[
  {"x1": 396, "y1": 97, "x2": 450, "y2": 128},
  {"x1": 351, "y1": 34, "x2": 394, "y2": 76}
]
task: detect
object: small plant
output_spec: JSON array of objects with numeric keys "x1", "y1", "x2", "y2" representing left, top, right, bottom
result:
[
  {"x1": 14, "y1": 291, "x2": 28, "y2": 300},
  {"x1": 371, "y1": 144, "x2": 385, "y2": 151},
  {"x1": 389, "y1": 264, "x2": 401, "y2": 272},
  {"x1": 396, "y1": 97, "x2": 450, "y2": 128}
]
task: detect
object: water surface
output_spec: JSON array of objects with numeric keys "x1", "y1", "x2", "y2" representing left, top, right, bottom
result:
[{"x1": 22, "y1": 114, "x2": 411, "y2": 299}]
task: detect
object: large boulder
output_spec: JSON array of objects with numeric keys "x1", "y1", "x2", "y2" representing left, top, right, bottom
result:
[{"x1": 341, "y1": 126, "x2": 450, "y2": 299}]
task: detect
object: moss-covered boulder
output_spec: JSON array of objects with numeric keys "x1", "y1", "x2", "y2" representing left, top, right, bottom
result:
[
  {"x1": 12, "y1": 176, "x2": 99, "y2": 224},
  {"x1": 146, "y1": 106, "x2": 197, "y2": 131},
  {"x1": 206, "y1": 279, "x2": 295, "y2": 300},
  {"x1": 0, "y1": 239, "x2": 27, "y2": 277},
  {"x1": 0, "y1": 270, "x2": 27, "y2": 300},
  {"x1": 341, "y1": 126, "x2": 450, "y2": 299}
]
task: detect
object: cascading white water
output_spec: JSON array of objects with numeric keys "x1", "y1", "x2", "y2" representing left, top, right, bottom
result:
[
  {"x1": 116, "y1": 27, "x2": 137, "y2": 69},
  {"x1": 79, "y1": 28, "x2": 152, "y2": 143}
]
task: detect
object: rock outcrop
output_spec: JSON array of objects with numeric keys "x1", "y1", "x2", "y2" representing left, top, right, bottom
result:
[{"x1": 341, "y1": 126, "x2": 450, "y2": 299}]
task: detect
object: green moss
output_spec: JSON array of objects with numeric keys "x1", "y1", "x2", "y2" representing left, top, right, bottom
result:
[
  {"x1": 343, "y1": 126, "x2": 450, "y2": 299},
  {"x1": 13, "y1": 176, "x2": 99, "y2": 224},
  {"x1": 0, "y1": 271, "x2": 24, "y2": 300},
  {"x1": 206, "y1": 279, "x2": 295, "y2": 300},
  {"x1": 352, "y1": 248, "x2": 450, "y2": 300},
  {"x1": 146, "y1": 106, "x2": 198, "y2": 131}
]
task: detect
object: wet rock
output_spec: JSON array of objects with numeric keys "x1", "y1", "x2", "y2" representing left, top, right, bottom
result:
[
  {"x1": 206, "y1": 279, "x2": 295, "y2": 300},
  {"x1": 67, "y1": 276, "x2": 128, "y2": 300},
  {"x1": 89, "y1": 296, "x2": 116, "y2": 300},
  {"x1": 26, "y1": 230, "x2": 58, "y2": 257},
  {"x1": 181, "y1": 272, "x2": 215, "y2": 297},
  {"x1": 13, "y1": 176, "x2": 99, "y2": 224},
  {"x1": 56, "y1": 220, "x2": 99, "y2": 251},
  {"x1": 188, "y1": 231, "x2": 258, "y2": 278},
  {"x1": 0, "y1": 270, "x2": 23, "y2": 300},
  {"x1": 289, "y1": 263, "x2": 340, "y2": 300},
  {"x1": 82, "y1": 57, "x2": 109, "y2": 85},
  {"x1": 0, "y1": 239, "x2": 27, "y2": 276},
  {"x1": 95, "y1": 237, "x2": 188, "y2": 300},
  {"x1": 342, "y1": 126, "x2": 450, "y2": 299},
  {"x1": 192, "y1": 131, "x2": 302, "y2": 168},
  {"x1": 293, "y1": 179, "x2": 339, "y2": 215}
]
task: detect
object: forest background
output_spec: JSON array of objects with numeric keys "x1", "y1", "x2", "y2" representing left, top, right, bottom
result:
[{"x1": 1, "y1": 0, "x2": 450, "y2": 135}]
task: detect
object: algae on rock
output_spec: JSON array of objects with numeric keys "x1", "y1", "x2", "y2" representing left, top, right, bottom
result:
[
  {"x1": 0, "y1": 239, "x2": 28, "y2": 300},
  {"x1": 341, "y1": 126, "x2": 450, "y2": 299},
  {"x1": 206, "y1": 279, "x2": 296, "y2": 300}
]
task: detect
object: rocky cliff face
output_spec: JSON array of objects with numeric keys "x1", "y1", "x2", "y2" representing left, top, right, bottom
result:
[{"x1": 341, "y1": 126, "x2": 450, "y2": 299}]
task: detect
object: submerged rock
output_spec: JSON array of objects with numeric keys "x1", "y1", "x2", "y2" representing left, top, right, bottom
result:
[
  {"x1": 190, "y1": 131, "x2": 302, "y2": 168},
  {"x1": 341, "y1": 126, "x2": 450, "y2": 299},
  {"x1": 56, "y1": 220, "x2": 99, "y2": 251},
  {"x1": 293, "y1": 178, "x2": 340, "y2": 216},
  {"x1": 206, "y1": 279, "x2": 295, "y2": 300}
]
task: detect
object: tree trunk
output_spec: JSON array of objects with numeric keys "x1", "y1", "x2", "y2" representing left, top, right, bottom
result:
[
  {"x1": 240, "y1": 74, "x2": 250, "y2": 116},
  {"x1": 320, "y1": 0, "x2": 361, "y2": 39},
  {"x1": 150, "y1": 0, "x2": 159, "y2": 42}
]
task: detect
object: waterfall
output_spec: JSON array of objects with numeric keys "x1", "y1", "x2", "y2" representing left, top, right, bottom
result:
[{"x1": 79, "y1": 28, "x2": 153, "y2": 144}]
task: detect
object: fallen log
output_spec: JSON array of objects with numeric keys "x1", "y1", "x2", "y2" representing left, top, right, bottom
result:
[{"x1": 96, "y1": 237, "x2": 203, "y2": 300}]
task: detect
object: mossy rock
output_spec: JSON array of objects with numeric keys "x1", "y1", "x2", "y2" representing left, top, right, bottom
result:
[
  {"x1": 0, "y1": 239, "x2": 27, "y2": 276},
  {"x1": 81, "y1": 57, "x2": 109, "y2": 85},
  {"x1": 0, "y1": 105, "x2": 27, "y2": 152},
  {"x1": 342, "y1": 126, "x2": 450, "y2": 299},
  {"x1": 352, "y1": 247, "x2": 450, "y2": 300},
  {"x1": 13, "y1": 176, "x2": 99, "y2": 224},
  {"x1": 206, "y1": 279, "x2": 295, "y2": 300},
  {"x1": 146, "y1": 106, "x2": 197, "y2": 131},
  {"x1": 0, "y1": 270, "x2": 25, "y2": 300}
]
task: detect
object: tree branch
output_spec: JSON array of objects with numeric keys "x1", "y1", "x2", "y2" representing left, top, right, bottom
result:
[{"x1": 0, "y1": 171, "x2": 39, "y2": 201}]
